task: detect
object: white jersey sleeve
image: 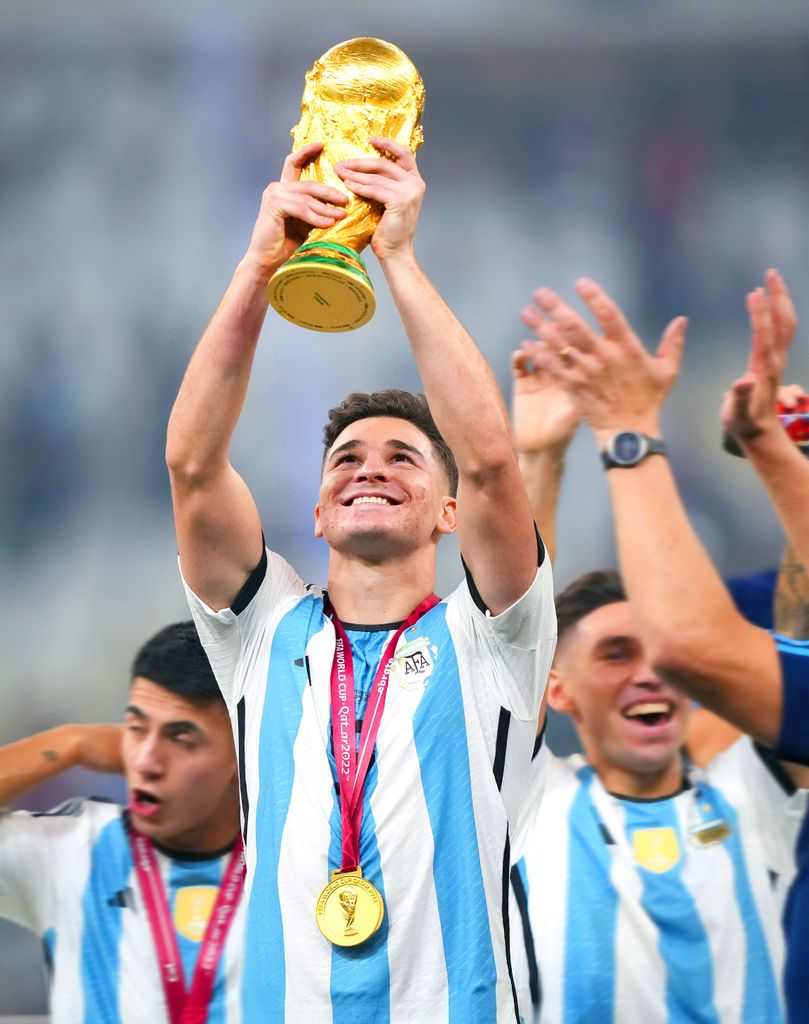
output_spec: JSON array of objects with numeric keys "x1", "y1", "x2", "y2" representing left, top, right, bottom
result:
[
  {"x1": 0, "y1": 798, "x2": 119, "y2": 932},
  {"x1": 181, "y1": 546, "x2": 309, "y2": 708},
  {"x1": 445, "y1": 555, "x2": 557, "y2": 724}
]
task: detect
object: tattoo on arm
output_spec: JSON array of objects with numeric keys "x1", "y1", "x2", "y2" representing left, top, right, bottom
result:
[
  {"x1": 42, "y1": 750, "x2": 59, "y2": 762},
  {"x1": 775, "y1": 545, "x2": 809, "y2": 640}
]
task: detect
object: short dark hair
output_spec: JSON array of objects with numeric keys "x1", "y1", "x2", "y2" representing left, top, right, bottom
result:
[
  {"x1": 322, "y1": 389, "x2": 459, "y2": 497},
  {"x1": 130, "y1": 621, "x2": 223, "y2": 707},
  {"x1": 555, "y1": 570, "x2": 626, "y2": 648}
]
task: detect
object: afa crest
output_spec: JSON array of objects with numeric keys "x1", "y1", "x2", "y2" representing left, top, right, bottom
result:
[
  {"x1": 392, "y1": 636, "x2": 437, "y2": 691},
  {"x1": 632, "y1": 827, "x2": 681, "y2": 874},
  {"x1": 173, "y1": 886, "x2": 218, "y2": 942}
]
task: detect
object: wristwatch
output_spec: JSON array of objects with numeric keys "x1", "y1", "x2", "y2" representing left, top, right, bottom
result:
[{"x1": 600, "y1": 431, "x2": 667, "y2": 469}]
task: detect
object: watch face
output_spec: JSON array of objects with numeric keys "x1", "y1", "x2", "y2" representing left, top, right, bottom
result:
[{"x1": 612, "y1": 431, "x2": 643, "y2": 464}]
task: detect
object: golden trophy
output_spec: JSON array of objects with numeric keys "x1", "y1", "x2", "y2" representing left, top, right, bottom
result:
[{"x1": 268, "y1": 37, "x2": 425, "y2": 333}]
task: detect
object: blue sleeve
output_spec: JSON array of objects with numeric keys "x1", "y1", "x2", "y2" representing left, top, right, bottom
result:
[{"x1": 774, "y1": 635, "x2": 809, "y2": 766}]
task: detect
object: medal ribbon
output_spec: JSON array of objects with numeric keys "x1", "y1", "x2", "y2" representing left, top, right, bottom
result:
[
  {"x1": 129, "y1": 828, "x2": 245, "y2": 1024},
  {"x1": 325, "y1": 593, "x2": 439, "y2": 872}
]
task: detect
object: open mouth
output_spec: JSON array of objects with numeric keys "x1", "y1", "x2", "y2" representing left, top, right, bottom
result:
[
  {"x1": 621, "y1": 701, "x2": 674, "y2": 728},
  {"x1": 130, "y1": 789, "x2": 163, "y2": 817}
]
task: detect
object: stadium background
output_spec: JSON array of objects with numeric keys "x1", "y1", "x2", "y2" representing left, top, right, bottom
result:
[{"x1": 1, "y1": 0, "x2": 807, "y2": 1013}]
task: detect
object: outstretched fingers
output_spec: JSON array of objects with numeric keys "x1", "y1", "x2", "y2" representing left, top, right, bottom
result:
[
  {"x1": 747, "y1": 287, "x2": 779, "y2": 380},
  {"x1": 656, "y1": 316, "x2": 688, "y2": 375},
  {"x1": 533, "y1": 287, "x2": 600, "y2": 354},
  {"x1": 575, "y1": 278, "x2": 636, "y2": 345},
  {"x1": 521, "y1": 304, "x2": 552, "y2": 335},
  {"x1": 765, "y1": 268, "x2": 798, "y2": 353}
]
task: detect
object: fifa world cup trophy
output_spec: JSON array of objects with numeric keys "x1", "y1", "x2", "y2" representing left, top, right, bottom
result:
[
  {"x1": 267, "y1": 38, "x2": 425, "y2": 332},
  {"x1": 339, "y1": 888, "x2": 359, "y2": 936}
]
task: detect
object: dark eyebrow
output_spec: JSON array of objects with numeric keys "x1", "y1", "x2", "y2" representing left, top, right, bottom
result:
[
  {"x1": 326, "y1": 438, "x2": 426, "y2": 464},
  {"x1": 165, "y1": 721, "x2": 205, "y2": 736},
  {"x1": 327, "y1": 439, "x2": 361, "y2": 463},
  {"x1": 593, "y1": 635, "x2": 637, "y2": 649},
  {"x1": 124, "y1": 706, "x2": 204, "y2": 735},
  {"x1": 387, "y1": 439, "x2": 425, "y2": 460}
]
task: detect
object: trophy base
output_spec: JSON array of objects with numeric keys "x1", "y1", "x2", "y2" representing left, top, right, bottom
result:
[{"x1": 268, "y1": 243, "x2": 375, "y2": 333}]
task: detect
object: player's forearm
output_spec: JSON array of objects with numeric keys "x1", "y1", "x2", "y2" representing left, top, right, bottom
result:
[
  {"x1": 743, "y1": 428, "x2": 809, "y2": 572},
  {"x1": 604, "y1": 452, "x2": 781, "y2": 738},
  {"x1": 379, "y1": 253, "x2": 514, "y2": 476},
  {"x1": 518, "y1": 451, "x2": 565, "y2": 563},
  {"x1": 0, "y1": 726, "x2": 84, "y2": 806},
  {"x1": 606, "y1": 455, "x2": 734, "y2": 657},
  {"x1": 166, "y1": 260, "x2": 271, "y2": 483},
  {"x1": 774, "y1": 541, "x2": 809, "y2": 641}
]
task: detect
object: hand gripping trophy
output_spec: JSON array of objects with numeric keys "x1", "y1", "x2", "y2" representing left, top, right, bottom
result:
[{"x1": 267, "y1": 37, "x2": 425, "y2": 333}]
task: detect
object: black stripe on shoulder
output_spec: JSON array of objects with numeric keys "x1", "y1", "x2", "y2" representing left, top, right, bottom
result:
[
  {"x1": 510, "y1": 863, "x2": 541, "y2": 1009},
  {"x1": 493, "y1": 707, "x2": 512, "y2": 791},
  {"x1": 237, "y1": 698, "x2": 250, "y2": 843},
  {"x1": 31, "y1": 796, "x2": 116, "y2": 818},
  {"x1": 502, "y1": 834, "x2": 521, "y2": 1022},
  {"x1": 461, "y1": 524, "x2": 545, "y2": 614},
  {"x1": 534, "y1": 523, "x2": 546, "y2": 568},
  {"x1": 461, "y1": 553, "x2": 488, "y2": 614},
  {"x1": 754, "y1": 740, "x2": 797, "y2": 796},
  {"x1": 231, "y1": 545, "x2": 268, "y2": 616},
  {"x1": 532, "y1": 718, "x2": 547, "y2": 761}
]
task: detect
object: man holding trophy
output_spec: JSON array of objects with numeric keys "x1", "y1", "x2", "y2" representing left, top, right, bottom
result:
[{"x1": 166, "y1": 38, "x2": 555, "y2": 1024}]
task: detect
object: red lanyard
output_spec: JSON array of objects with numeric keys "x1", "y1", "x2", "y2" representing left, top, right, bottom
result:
[
  {"x1": 324, "y1": 593, "x2": 439, "y2": 872},
  {"x1": 129, "y1": 828, "x2": 245, "y2": 1024}
]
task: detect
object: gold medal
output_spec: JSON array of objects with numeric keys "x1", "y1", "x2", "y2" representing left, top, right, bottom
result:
[{"x1": 315, "y1": 867, "x2": 384, "y2": 946}]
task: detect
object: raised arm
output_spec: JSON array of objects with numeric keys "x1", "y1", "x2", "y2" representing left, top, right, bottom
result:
[
  {"x1": 511, "y1": 306, "x2": 581, "y2": 562},
  {"x1": 721, "y1": 272, "x2": 809, "y2": 570},
  {"x1": 166, "y1": 144, "x2": 348, "y2": 610},
  {"x1": 0, "y1": 724, "x2": 123, "y2": 807},
  {"x1": 335, "y1": 138, "x2": 537, "y2": 614},
  {"x1": 527, "y1": 278, "x2": 786, "y2": 745}
]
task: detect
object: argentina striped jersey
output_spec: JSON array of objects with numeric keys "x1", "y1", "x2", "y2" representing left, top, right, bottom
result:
[
  {"x1": 183, "y1": 546, "x2": 556, "y2": 1023},
  {"x1": 0, "y1": 798, "x2": 245, "y2": 1023},
  {"x1": 512, "y1": 737, "x2": 806, "y2": 1024}
]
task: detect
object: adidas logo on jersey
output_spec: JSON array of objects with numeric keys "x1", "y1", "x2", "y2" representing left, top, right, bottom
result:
[{"x1": 107, "y1": 887, "x2": 135, "y2": 909}]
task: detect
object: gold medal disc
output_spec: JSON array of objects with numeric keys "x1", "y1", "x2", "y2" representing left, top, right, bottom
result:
[{"x1": 315, "y1": 868, "x2": 384, "y2": 946}]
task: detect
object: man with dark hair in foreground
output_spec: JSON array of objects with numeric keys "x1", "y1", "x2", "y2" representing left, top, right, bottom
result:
[
  {"x1": 166, "y1": 138, "x2": 555, "y2": 1022},
  {"x1": 0, "y1": 622, "x2": 244, "y2": 1022}
]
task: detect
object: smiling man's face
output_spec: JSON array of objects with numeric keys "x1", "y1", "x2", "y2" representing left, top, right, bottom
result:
[
  {"x1": 315, "y1": 415, "x2": 456, "y2": 561},
  {"x1": 549, "y1": 601, "x2": 691, "y2": 781},
  {"x1": 123, "y1": 678, "x2": 238, "y2": 852}
]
